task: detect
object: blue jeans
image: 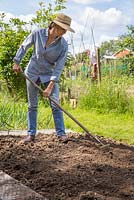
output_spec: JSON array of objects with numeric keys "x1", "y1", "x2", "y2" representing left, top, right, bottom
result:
[{"x1": 26, "y1": 79, "x2": 65, "y2": 136}]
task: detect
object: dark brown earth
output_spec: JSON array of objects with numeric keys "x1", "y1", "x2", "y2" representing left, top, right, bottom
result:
[{"x1": 0, "y1": 133, "x2": 134, "y2": 200}]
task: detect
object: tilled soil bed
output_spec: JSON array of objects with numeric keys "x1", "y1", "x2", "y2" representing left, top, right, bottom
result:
[{"x1": 0, "y1": 133, "x2": 134, "y2": 200}]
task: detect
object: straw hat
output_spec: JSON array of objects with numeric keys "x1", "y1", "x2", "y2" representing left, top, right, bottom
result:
[{"x1": 53, "y1": 13, "x2": 75, "y2": 33}]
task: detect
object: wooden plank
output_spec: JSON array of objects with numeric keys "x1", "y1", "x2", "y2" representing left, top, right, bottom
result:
[{"x1": 0, "y1": 171, "x2": 47, "y2": 200}]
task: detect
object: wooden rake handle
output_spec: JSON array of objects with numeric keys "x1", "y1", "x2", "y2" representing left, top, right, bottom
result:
[{"x1": 21, "y1": 71, "x2": 104, "y2": 145}]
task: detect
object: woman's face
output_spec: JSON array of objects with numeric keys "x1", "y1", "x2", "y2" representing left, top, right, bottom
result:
[{"x1": 49, "y1": 23, "x2": 67, "y2": 38}]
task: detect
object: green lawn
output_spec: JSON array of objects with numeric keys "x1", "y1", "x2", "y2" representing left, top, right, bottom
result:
[
  {"x1": 39, "y1": 105, "x2": 134, "y2": 145},
  {"x1": 0, "y1": 99, "x2": 134, "y2": 145},
  {"x1": 63, "y1": 108, "x2": 134, "y2": 145}
]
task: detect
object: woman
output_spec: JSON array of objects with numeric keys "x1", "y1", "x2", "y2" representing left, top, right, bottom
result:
[{"x1": 13, "y1": 13, "x2": 75, "y2": 143}]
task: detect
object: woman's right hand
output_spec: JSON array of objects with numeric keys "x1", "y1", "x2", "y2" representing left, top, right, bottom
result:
[{"x1": 13, "y1": 63, "x2": 22, "y2": 73}]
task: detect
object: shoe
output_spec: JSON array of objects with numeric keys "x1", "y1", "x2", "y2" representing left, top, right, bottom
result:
[
  {"x1": 58, "y1": 135, "x2": 69, "y2": 143},
  {"x1": 19, "y1": 135, "x2": 35, "y2": 144}
]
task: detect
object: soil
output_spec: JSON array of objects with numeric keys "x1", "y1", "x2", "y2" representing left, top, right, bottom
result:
[{"x1": 0, "y1": 133, "x2": 134, "y2": 200}]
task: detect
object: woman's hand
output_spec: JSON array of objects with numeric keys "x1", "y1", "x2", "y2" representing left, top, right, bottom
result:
[
  {"x1": 13, "y1": 63, "x2": 22, "y2": 73},
  {"x1": 43, "y1": 81, "x2": 55, "y2": 97}
]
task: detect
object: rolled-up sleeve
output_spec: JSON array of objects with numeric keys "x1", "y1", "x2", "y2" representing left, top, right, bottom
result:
[
  {"x1": 50, "y1": 45, "x2": 68, "y2": 82},
  {"x1": 13, "y1": 32, "x2": 34, "y2": 65}
]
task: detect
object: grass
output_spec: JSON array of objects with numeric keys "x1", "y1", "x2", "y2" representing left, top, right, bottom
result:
[
  {"x1": 0, "y1": 98, "x2": 27, "y2": 130},
  {"x1": 79, "y1": 76, "x2": 134, "y2": 114},
  {"x1": 0, "y1": 97, "x2": 134, "y2": 144},
  {"x1": 64, "y1": 108, "x2": 134, "y2": 145},
  {"x1": 0, "y1": 75, "x2": 134, "y2": 145}
]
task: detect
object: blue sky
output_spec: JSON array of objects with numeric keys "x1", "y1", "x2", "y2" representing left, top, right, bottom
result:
[{"x1": 0, "y1": 0, "x2": 134, "y2": 53}]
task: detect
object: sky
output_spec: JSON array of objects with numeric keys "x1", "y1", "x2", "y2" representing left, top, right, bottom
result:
[{"x1": 0, "y1": 0, "x2": 134, "y2": 54}]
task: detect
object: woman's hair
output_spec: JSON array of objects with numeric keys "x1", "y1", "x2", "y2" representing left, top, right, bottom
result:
[{"x1": 48, "y1": 22, "x2": 55, "y2": 30}]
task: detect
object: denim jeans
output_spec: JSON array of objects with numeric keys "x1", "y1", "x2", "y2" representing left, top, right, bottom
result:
[{"x1": 26, "y1": 79, "x2": 65, "y2": 136}]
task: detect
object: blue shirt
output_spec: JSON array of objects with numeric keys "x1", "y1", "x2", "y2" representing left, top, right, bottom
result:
[{"x1": 13, "y1": 28, "x2": 68, "y2": 83}]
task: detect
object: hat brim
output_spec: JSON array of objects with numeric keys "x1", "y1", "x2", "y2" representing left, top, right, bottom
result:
[{"x1": 53, "y1": 19, "x2": 75, "y2": 33}]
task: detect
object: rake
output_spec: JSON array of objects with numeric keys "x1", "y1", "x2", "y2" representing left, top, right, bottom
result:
[{"x1": 21, "y1": 71, "x2": 109, "y2": 148}]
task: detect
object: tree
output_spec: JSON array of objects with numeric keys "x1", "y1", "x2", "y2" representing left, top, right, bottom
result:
[
  {"x1": 118, "y1": 25, "x2": 134, "y2": 51},
  {"x1": 117, "y1": 25, "x2": 134, "y2": 75},
  {"x1": 100, "y1": 39, "x2": 118, "y2": 58},
  {"x1": 0, "y1": 13, "x2": 29, "y2": 97},
  {"x1": 100, "y1": 25, "x2": 134, "y2": 76},
  {"x1": 31, "y1": 1, "x2": 66, "y2": 27}
]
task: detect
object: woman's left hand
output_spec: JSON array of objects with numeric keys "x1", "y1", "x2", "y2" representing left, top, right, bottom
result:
[
  {"x1": 43, "y1": 81, "x2": 55, "y2": 97},
  {"x1": 43, "y1": 87, "x2": 52, "y2": 97}
]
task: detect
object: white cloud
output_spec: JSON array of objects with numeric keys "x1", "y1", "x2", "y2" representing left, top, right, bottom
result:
[
  {"x1": 0, "y1": 11, "x2": 34, "y2": 23},
  {"x1": 98, "y1": 35, "x2": 118, "y2": 44},
  {"x1": 18, "y1": 14, "x2": 35, "y2": 22},
  {"x1": 66, "y1": 6, "x2": 130, "y2": 53},
  {"x1": 71, "y1": 0, "x2": 113, "y2": 5},
  {"x1": 0, "y1": 11, "x2": 14, "y2": 23},
  {"x1": 79, "y1": 7, "x2": 130, "y2": 29}
]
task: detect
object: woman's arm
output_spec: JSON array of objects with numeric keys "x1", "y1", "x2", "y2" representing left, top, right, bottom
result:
[{"x1": 13, "y1": 31, "x2": 35, "y2": 65}]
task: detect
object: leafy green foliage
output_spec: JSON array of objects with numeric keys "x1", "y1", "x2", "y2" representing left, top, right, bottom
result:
[
  {"x1": 0, "y1": 15, "x2": 29, "y2": 97},
  {"x1": 100, "y1": 39, "x2": 118, "y2": 58},
  {"x1": 31, "y1": 1, "x2": 66, "y2": 27},
  {"x1": 100, "y1": 25, "x2": 134, "y2": 76},
  {"x1": 79, "y1": 77, "x2": 134, "y2": 114},
  {"x1": 118, "y1": 25, "x2": 134, "y2": 51},
  {"x1": 117, "y1": 25, "x2": 134, "y2": 75}
]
